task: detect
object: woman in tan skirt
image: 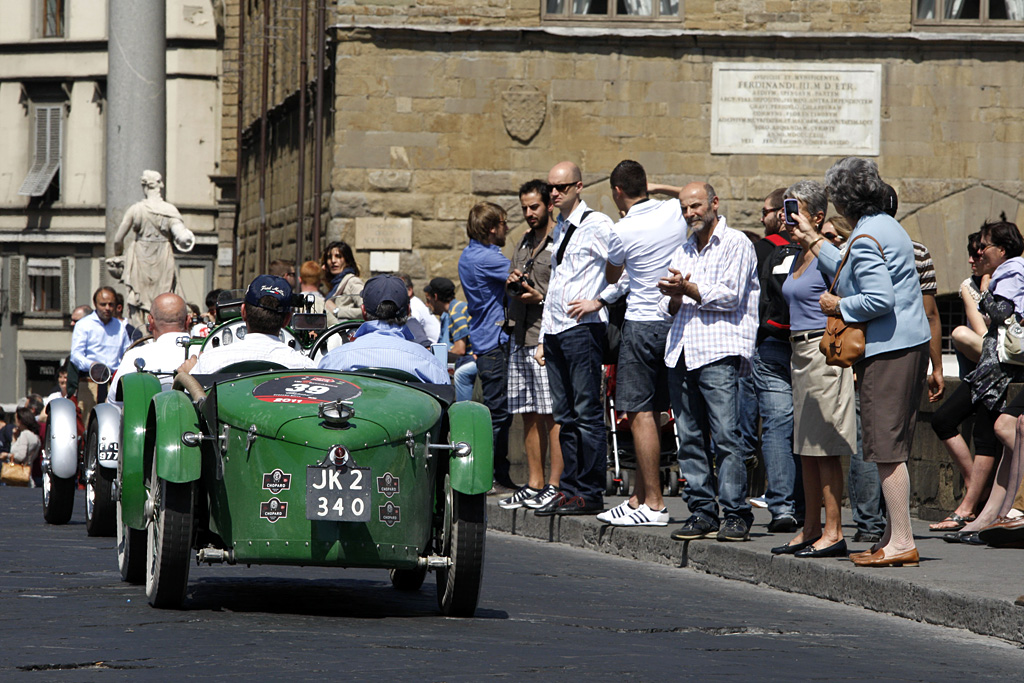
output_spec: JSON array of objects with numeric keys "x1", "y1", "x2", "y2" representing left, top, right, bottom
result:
[{"x1": 771, "y1": 180, "x2": 857, "y2": 558}]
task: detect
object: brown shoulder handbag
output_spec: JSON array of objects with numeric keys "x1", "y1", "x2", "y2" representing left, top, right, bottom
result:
[
  {"x1": 1, "y1": 461, "x2": 31, "y2": 486},
  {"x1": 819, "y1": 234, "x2": 885, "y2": 368}
]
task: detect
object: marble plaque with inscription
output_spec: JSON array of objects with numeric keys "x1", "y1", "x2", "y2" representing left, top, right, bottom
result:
[
  {"x1": 711, "y1": 63, "x2": 882, "y2": 156},
  {"x1": 355, "y1": 217, "x2": 413, "y2": 251}
]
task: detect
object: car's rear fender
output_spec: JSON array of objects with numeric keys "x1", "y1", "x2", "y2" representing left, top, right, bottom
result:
[
  {"x1": 446, "y1": 401, "x2": 493, "y2": 495},
  {"x1": 146, "y1": 390, "x2": 202, "y2": 484},
  {"x1": 120, "y1": 372, "x2": 163, "y2": 529},
  {"x1": 45, "y1": 397, "x2": 79, "y2": 480},
  {"x1": 89, "y1": 402, "x2": 122, "y2": 470}
]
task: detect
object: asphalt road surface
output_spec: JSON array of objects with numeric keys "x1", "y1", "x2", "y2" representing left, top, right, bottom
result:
[{"x1": 2, "y1": 486, "x2": 1022, "y2": 681}]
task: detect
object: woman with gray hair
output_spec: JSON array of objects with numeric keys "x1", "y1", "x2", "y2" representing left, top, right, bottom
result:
[
  {"x1": 771, "y1": 180, "x2": 857, "y2": 558},
  {"x1": 789, "y1": 158, "x2": 931, "y2": 568}
]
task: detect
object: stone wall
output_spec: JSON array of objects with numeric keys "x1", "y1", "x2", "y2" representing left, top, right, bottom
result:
[
  {"x1": 328, "y1": 26, "x2": 1023, "y2": 297},
  {"x1": 335, "y1": 0, "x2": 913, "y2": 32}
]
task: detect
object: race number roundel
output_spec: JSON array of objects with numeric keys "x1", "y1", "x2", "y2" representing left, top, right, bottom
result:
[{"x1": 253, "y1": 375, "x2": 362, "y2": 405}]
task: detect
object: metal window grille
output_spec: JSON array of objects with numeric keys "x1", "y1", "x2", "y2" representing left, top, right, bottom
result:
[{"x1": 18, "y1": 105, "x2": 62, "y2": 197}]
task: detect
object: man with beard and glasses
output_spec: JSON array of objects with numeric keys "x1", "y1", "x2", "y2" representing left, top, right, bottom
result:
[
  {"x1": 498, "y1": 180, "x2": 563, "y2": 511},
  {"x1": 659, "y1": 182, "x2": 759, "y2": 542}
]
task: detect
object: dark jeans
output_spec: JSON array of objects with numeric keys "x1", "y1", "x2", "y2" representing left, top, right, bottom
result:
[
  {"x1": 477, "y1": 344, "x2": 512, "y2": 486},
  {"x1": 544, "y1": 323, "x2": 606, "y2": 503},
  {"x1": 670, "y1": 355, "x2": 753, "y2": 526},
  {"x1": 848, "y1": 392, "x2": 886, "y2": 535}
]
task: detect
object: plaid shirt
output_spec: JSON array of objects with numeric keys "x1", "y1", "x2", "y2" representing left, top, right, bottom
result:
[{"x1": 660, "y1": 216, "x2": 759, "y2": 373}]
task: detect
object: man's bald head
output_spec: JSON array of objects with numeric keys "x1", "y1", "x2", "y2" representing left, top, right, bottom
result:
[
  {"x1": 548, "y1": 161, "x2": 582, "y2": 184},
  {"x1": 148, "y1": 293, "x2": 188, "y2": 338}
]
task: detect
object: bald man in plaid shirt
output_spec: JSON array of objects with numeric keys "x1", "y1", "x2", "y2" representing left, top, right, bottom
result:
[{"x1": 658, "y1": 182, "x2": 759, "y2": 543}]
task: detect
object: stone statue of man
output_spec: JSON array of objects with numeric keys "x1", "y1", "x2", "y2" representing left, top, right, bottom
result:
[{"x1": 110, "y1": 170, "x2": 195, "y2": 327}]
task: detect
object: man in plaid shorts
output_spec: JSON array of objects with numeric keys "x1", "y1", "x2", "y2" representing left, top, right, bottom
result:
[{"x1": 499, "y1": 180, "x2": 563, "y2": 510}]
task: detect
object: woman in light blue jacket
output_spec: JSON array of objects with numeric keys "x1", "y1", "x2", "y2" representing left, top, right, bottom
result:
[{"x1": 791, "y1": 157, "x2": 930, "y2": 568}]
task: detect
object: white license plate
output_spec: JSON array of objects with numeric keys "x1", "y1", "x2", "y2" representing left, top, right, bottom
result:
[{"x1": 305, "y1": 466, "x2": 371, "y2": 521}]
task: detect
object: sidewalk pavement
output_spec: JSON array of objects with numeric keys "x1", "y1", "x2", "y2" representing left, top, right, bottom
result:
[{"x1": 487, "y1": 494, "x2": 1024, "y2": 644}]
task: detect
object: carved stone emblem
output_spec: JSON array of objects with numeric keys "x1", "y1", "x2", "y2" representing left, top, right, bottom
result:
[{"x1": 502, "y1": 85, "x2": 546, "y2": 144}]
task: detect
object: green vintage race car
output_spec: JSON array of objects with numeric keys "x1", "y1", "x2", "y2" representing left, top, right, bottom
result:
[{"x1": 115, "y1": 349, "x2": 492, "y2": 616}]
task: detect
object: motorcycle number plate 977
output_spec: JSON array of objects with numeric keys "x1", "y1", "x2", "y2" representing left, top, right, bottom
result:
[{"x1": 305, "y1": 466, "x2": 371, "y2": 522}]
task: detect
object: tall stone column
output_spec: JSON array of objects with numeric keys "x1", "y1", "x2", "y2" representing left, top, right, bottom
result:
[{"x1": 105, "y1": 0, "x2": 166, "y2": 278}]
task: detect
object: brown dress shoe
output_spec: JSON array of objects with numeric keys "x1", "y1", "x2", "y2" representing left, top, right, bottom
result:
[
  {"x1": 848, "y1": 545, "x2": 882, "y2": 560},
  {"x1": 851, "y1": 547, "x2": 920, "y2": 567}
]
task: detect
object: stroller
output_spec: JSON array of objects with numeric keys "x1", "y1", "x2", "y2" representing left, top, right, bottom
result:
[{"x1": 603, "y1": 363, "x2": 683, "y2": 497}]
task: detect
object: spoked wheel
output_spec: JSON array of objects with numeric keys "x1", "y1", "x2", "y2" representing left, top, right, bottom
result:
[
  {"x1": 436, "y1": 474, "x2": 485, "y2": 617},
  {"x1": 117, "y1": 493, "x2": 146, "y2": 584},
  {"x1": 390, "y1": 566, "x2": 428, "y2": 592},
  {"x1": 85, "y1": 425, "x2": 116, "y2": 537},
  {"x1": 146, "y1": 458, "x2": 195, "y2": 608},
  {"x1": 41, "y1": 464, "x2": 76, "y2": 525}
]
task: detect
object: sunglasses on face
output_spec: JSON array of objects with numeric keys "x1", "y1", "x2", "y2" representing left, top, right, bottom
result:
[
  {"x1": 762, "y1": 207, "x2": 781, "y2": 217},
  {"x1": 547, "y1": 182, "x2": 576, "y2": 194}
]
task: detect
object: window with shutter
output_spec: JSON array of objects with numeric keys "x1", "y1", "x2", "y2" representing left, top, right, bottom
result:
[
  {"x1": 28, "y1": 258, "x2": 63, "y2": 313},
  {"x1": 8, "y1": 256, "x2": 28, "y2": 315},
  {"x1": 18, "y1": 105, "x2": 63, "y2": 198},
  {"x1": 42, "y1": 0, "x2": 66, "y2": 38}
]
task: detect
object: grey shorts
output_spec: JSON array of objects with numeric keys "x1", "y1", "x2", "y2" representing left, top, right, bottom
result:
[
  {"x1": 508, "y1": 342, "x2": 553, "y2": 414},
  {"x1": 614, "y1": 319, "x2": 671, "y2": 413}
]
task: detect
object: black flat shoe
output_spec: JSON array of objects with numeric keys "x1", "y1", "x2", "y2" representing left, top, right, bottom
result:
[
  {"x1": 943, "y1": 530, "x2": 984, "y2": 544},
  {"x1": 795, "y1": 539, "x2": 848, "y2": 558},
  {"x1": 771, "y1": 537, "x2": 821, "y2": 555}
]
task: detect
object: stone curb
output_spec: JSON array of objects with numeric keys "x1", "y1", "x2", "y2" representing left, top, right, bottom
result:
[{"x1": 487, "y1": 503, "x2": 1024, "y2": 644}]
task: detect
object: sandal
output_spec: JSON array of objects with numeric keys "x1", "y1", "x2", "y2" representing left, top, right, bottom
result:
[{"x1": 929, "y1": 512, "x2": 974, "y2": 531}]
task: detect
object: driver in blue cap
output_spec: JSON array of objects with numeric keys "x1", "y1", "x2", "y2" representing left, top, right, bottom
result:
[
  {"x1": 183, "y1": 274, "x2": 317, "y2": 374},
  {"x1": 318, "y1": 274, "x2": 449, "y2": 384}
]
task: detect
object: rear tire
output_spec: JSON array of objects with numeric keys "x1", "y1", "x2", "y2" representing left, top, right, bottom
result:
[
  {"x1": 436, "y1": 475, "x2": 485, "y2": 617},
  {"x1": 390, "y1": 566, "x2": 427, "y2": 592},
  {"x1": 42, "y1": 467, "x2": 75, "y2": 525},
  {"x1": 146, "y1": 458, "x2": 195, "y2": 609},
  {"x1": 85, "y1": 425, "x2": 116, "y2": 537}
]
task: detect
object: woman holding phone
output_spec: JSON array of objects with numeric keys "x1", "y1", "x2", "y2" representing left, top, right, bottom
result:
[
  {"x1": 771, "y1": 180, "x2": 857, "y2": 558},
  {"x1": 789, "y1": 158, "x2": 931, "y2": 567}
]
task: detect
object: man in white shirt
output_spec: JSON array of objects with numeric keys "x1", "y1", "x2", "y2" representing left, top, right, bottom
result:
[
  {"x1": 659, "y1": 182, "x2": 759, "y2": 543},
  {"x1": 534, "y1": 161, "x2": 626, "y2": 517},
  {"x1": 70, "y1": 287, "x2": 131, "y2": 413},
  {"x1": 184, "y1": 275, "x2": 317, "y2": 374},
  {"x1": 108, "y1": 293, "x2": 192, "y2": 405},
  {"x1": 599, "y1": 160, "x2": 686, "y2": 527}
]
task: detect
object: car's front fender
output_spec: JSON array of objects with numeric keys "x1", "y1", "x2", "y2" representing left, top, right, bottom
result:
[
  {"x1": 446, "y1": 401, "x2": 493, "y2": 495},
  {"x1": 120, "y1": 372, "x2": 163, "y2": 529},
  {"x1": 89, "y1": 402, "x2": 122, "y2": 469},
  {"x1": 148, "y1": 390, "x2": 202, "y2": 484},
  {"x1": 46, "y1": 397, "x2": 79, "y2": 480}
]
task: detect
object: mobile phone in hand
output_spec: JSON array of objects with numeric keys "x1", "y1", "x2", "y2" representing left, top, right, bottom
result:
[{"x1": 783, "y1": 198, "x2": 800, "y2": 226}]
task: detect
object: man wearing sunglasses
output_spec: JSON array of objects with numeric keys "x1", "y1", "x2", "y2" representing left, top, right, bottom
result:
[
  {"x1": 534, "y1": 161, "x2": 626, "y2": 517},
  {"x1": 741, "y1": 187, "x2": 803, "y2": 534}
]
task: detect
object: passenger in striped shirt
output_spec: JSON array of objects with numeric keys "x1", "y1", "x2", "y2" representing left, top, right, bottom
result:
[{"x1": 659, "y1": 182, "x2": 760, "y2": 543}]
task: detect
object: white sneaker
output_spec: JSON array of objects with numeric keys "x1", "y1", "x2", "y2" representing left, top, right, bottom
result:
[
  {"x1": 597, "y1": 499, "x2": 636, "y2": 523},
  {"x1": 610, "y1": 504, "x2": 669, "y2": 527},
  {"x1": 750, "y1": 496, "x2": 768, "y2": 509},
  {"x1": 523, "y1": 484, "x2": 559, "y2": 509},
  {"x1": 499, "y1": 486, "x2": 541, "y2": 510}
]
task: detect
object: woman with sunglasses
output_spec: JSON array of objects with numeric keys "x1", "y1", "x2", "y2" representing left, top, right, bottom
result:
[{"x1": 929, "y1": 230, "x2": 1012, "y2": 534}]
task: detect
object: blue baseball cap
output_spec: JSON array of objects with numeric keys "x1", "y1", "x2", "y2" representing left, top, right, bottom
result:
[
  {"x1": 362, "y1": 274, "x2": 409, "y2": 317},
  {"x1": 245, "y1": 274, "x2": 292, "y2": 313}
]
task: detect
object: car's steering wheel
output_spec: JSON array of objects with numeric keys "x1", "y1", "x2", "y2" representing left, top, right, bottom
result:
[{"x1": 307, "y1": 321, "x2": 363, "y2": 363}]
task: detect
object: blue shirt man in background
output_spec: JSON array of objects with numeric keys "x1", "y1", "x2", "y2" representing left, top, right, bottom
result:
[
  {"x1": 318, "y1": 274, "x2": 449, "y2": 384},
  {"x1": 424, "y1": 277, "x2": 476, "y2": 401},
  {"x1": 458, "y1": 202, "x2": 515, "y2": 491}
]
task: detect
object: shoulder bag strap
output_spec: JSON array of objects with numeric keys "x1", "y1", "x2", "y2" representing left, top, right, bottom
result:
[
  {"x1": 827, "y1": 234, "x2": 885, "y2": 294},
  {"x1": 555, "y1": 210, "x2": 593, "y2": 266}
]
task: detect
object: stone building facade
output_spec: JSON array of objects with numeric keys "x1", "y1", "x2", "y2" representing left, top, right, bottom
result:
[
  {"x1": 0, "y1": 1, "x2": 227, "y2": 402},
  {"x1": 235, "y1": 1, "x2": 1023, "y2": 301}
]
